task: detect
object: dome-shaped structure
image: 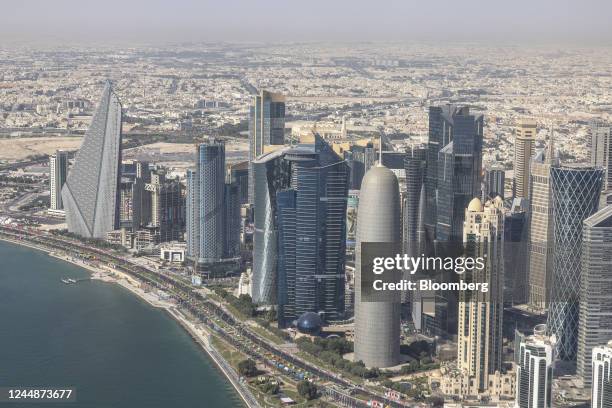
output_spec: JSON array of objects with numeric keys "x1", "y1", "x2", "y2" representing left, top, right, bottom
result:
[
  {"x1": 296, "y1": 312, "x2": 323, "y2": 335},
  {"x1": 467, "y1": 197, "x2": 483, "y2": 212}
]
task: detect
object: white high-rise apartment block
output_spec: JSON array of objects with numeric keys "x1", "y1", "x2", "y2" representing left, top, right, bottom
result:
[
  {"x1": 49, "y1": 150, "x2": 69, "y2": 211},
  {"x1": 514, "y1": 324, "x2": 555, "y2": 408},
  {"x1": 592, "y1": 341, "x2": 612, "y2": 408}
]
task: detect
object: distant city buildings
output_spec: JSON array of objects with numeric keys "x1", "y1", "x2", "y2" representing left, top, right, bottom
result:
[
  {"x1": 424, "y1": 105, "x2": 483, "y2": 337},
  {"x1": 248, "y1": 90, "x2": 285, "y2": 203},
  {"x1": 547, "y1": 164, "x2": 604, "y2": 361},
  {"x1": 62, "y1": 81, "x2": 122, "y2": 238},
  {"x1": 513, "y1": 119, "x2": 537, "y2": 200},
  {"x1": 49, "y1": 150, "x2": 68, "y2": 211},
  {"x1": 514, "y1": 324, "x2": 556, "y2": 408},
  {"x1": 577, "y1": 205, "x2": 612, "y2": 386}
]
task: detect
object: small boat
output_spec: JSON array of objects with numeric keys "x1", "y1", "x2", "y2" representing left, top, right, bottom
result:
[
  {"x1": 68, "y1": 278, "x2": 77, "y2": 283},
  {"x1": 61, "y1": 278, "x2": 70, "y2": 284}
]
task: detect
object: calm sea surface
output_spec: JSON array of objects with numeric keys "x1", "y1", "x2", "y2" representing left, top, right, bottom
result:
[{"x1": 0, "y1": 240, "x2": 242, "y2": 407}]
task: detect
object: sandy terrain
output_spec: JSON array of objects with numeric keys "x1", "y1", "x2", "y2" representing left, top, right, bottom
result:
[{"x1": 0, "y1": 137, "x2": 82, "y2": 161}]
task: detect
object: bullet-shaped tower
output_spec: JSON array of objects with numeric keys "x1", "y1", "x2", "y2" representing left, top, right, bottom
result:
[{"x1": 354, "y1": 158, "x2": 401, "y2": 368}]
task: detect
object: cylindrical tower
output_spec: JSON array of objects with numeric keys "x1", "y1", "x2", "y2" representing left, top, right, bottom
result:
[
  {"x1": 547, "y1": 164, "x2": 604, "y2": 361},
  {"x1": 196, "y1": 141, "x2": 226, "y2": 264},
  {"x1": 354, "y1": 163, "x2": 401, "y2": 368}
]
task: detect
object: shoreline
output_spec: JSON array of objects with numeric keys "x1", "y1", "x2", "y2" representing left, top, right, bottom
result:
[{"x1": 0, "y1": 236, "x2": 257, "y2": 408}]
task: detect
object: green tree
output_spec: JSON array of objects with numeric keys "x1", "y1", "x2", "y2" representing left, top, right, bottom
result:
[
  {"x1": 237, "y1": 359, "x2": 257, "y2": 377},
  {"x1": 297, "y1": 380, "x2": 317, "y2": 400}
]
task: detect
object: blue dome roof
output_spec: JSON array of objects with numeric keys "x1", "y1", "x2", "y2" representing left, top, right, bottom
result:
[{"x1": 296, "y1": 312, "x2": 323, "y2": 334}]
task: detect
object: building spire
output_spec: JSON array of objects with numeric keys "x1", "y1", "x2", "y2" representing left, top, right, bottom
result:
[
  {"x1": 546, "y1": 124, "x2": 555, "y2": 164},
  {"x1": 377, "y1": 133, "x2": 383, "y2": 167}
]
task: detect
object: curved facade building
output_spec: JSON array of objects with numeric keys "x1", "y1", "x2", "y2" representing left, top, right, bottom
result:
[
  {"x1": 62, "y1": 81, "x2": 122, "y2": 238},
  {"x1": 252, "y1": 148, "x2": 292, "y2": 304},
  {"x1": 354, "y1": 163, "x2": 401, "y2": 368},
  {"x1": 547, "y1": 164, "x2": 604, "y2": 361}
]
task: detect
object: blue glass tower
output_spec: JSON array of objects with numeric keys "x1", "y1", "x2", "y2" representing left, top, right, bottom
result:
[{"x1": 252, "y1": 134, "x2": 349, "y2": 326}]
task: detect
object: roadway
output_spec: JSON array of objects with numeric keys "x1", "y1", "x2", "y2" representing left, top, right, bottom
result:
[{"x1": 0, "y1": 225, "x2": 419, "y2": 408}]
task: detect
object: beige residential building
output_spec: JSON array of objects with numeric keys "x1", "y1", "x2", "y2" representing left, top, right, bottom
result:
[
  {"x1": 514, "y1": 119, "x2": 537, "y2": 199},
  {"x1": 457, "y1": 197, "x2": 505, "y2": 394},
  {"x1": 527, "y1": 139, "x2": 558, "y2": 310}
]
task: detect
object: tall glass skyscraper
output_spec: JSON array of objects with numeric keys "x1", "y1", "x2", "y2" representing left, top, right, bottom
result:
[
  {"x1": 186, "y1": 169, "x2": 198, "y2": 258},
  {"x1": 422, "y1": 105, "x2": 483, "y2": 337},
  {"x1": 425, "y1": 105, "x2": 483, "y2": 242},
  {"x1": 252, "y1": 134, "x2": 349, "y2": 327},
  {"x1": 62, "y1": 81, "x2": 122, "y2": 238},
  {"x1": 186, "y1": 141, "x2": 226, "y2": 264},
  {"x1": 248, "y1": 90, "x2": 285, "y2": 203},
  {"x1": 547, "y1": 164, "x2": 604, "y2": 361},
  {"x1": 403, "y1": 146, "x2": 427, "y2": 251},
  {"x1": 277, "y1": 140, "x2": 349, "y2": 326},
  {"x1": 577, "y1": 205, "x2": 612, "y2": 385},
  {"x1": 252, "y1": 147, "x2": 292, "y2": 304}
]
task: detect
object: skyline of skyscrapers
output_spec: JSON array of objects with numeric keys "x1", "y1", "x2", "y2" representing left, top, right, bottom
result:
[
  {"x1": 62, "y1": 81, "x2": 123, "y2": 239},
  {"x1": 424, "y1": 105, "x2": 484, "y2": 337},
  {"x1": 547, "y1": 164, "x2": 604, "y2": 361},
  {"x1": 49, "y1": 150, "x2": 68, "y2": 211},
  {"x1": 32, "y1": 74, "x2": 612, "y2": 406}
]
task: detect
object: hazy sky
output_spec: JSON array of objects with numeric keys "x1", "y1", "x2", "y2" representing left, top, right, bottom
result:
[{"x1": 2, "y1": 0, "x2": 612, "y2": 45}]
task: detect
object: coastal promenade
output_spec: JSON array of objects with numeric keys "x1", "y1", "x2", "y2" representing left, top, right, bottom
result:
[{"x1": 0, "y1": 224, "x2": 411, "y2": 408}]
